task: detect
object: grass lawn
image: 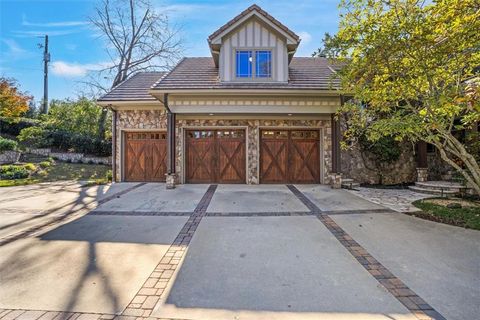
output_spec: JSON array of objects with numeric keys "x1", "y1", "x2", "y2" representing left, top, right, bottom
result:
[
  {"x1": 412, "y1": 198, "x2": 480, "y2": 230},
  {"x1": 0, "y1": 162, "x2": 111, "y2": 187}
]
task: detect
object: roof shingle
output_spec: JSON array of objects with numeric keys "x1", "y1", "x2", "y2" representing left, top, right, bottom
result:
[
  {"x1": 98, "y1": 72, "x2": 166, "y2": 102},
  {"x1": 152, "y1": 57, "x2": 341, "y2": 91}
]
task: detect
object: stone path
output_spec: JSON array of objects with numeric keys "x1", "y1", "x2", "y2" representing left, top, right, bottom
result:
[{"x1": 346, "y1": 187, "x2": 430, "y2": 212}]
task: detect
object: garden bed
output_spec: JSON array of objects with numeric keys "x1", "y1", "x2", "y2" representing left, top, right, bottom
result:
[{"x1": 411, "y1": 197, "x2": 480, "y2": 230}]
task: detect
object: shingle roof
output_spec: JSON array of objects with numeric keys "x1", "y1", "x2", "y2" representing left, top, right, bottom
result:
[
  {"x1": 208, "y1": 4, "x2": 299, "y2": 43},
  {"x1": 152, "y1": 57, "x2": 341, "y2": 91},
  {"x1": 97, "y1": 72, "x2": 166, "y2": 102}
]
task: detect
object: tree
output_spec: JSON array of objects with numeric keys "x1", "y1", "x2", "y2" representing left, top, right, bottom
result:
[
  {"x1": 320, "y1": 0, "x2": 480, "y2": 195},
  {"x1": 0, "y1": 77, "x2": 31, "y2": 119},
  {"x1": 45, "y1": 98, "x2": 110, "y2": 138},
  {"x1": 89, "y1": 0, "x2": 182, "y2": 140}
]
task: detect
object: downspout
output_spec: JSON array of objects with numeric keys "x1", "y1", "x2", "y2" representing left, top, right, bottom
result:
[
  {"x1": 111, "y1": 106, "x2": 117, "y2": 182},
  {"x1": 330, "y1": 95, "x2": 342, "y2": 188},
  {"x1": 164, "y1": 93, "x2": 176, "y2": 188}
]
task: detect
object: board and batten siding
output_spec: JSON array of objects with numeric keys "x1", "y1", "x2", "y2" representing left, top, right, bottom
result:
[{"x1": 219, "y1": 18, "x2": 288, "y2": 82}]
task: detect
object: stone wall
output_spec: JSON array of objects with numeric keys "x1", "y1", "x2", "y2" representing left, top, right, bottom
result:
[
  {"x1": 176, "y1": 119, "x2": 331, "y2": 184},
  {"x1": 27, "y1": 148, "x2": 111, "y2": 165},
  {"x1": 341, "y1": 142, "x2": 417, "y2": 185},
  {"x1": 0, "y1": 150, "x2": 21, "y2": 164},
  {"x1": 115, "y1": 109, "x2": 168, "y2": 181}
]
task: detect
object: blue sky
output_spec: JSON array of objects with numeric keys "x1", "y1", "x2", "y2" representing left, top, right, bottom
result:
[{"x1": 0, "y1": 0, "x2": 340, "y2": 102}]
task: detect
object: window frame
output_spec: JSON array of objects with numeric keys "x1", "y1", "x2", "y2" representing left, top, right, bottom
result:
[{"x1": 233, "y1": 47, "x2": 274, "y2": 81}]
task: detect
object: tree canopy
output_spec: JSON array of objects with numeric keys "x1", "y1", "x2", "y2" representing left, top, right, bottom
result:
[
  {"x1": 320, "y1": 0, "x2": 480, "y2": 195},
  {"x1": 0, "y1": 77, "x2": 31, "y2": 119}
]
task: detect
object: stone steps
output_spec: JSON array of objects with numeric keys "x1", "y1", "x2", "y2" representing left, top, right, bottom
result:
[
  {"x1": 341, "y1": 178, "x2": 360, "y2": 189},
  {"x1": 408, "y1": 181, "x2": 465, "y2": 196}
]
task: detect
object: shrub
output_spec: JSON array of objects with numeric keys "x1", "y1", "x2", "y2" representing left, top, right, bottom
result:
[
  {"x1": 17, "y1": 126, "x2": 51, "y2": 148},
  {"x1": 23, "y1": 163, "x2": 37, "y2": 171},
  {"x1": 39, "y1": 161, "x2": 52, "y2": 168},
  {"x1": 0, "y1": 136, "x2": 17, "y2": 152},
  {"x1": 359, "y1": 135, "x2": 401, "y2": 163},
  {"x1": 0, "y1": 117, "x2": 40, "y2": 136},
  {"x1": 106, "y1": 169, "x2": 113, "y2": 181},
  {"x1": 0, "y1": 165, "x2": 29, "y2": 180}
]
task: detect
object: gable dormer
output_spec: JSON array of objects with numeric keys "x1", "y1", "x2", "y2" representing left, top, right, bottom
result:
[{"x1": 208, "y1": 5, "x2": 300, "y2": 83}]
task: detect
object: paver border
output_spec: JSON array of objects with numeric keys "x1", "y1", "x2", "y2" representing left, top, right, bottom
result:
[{"x1": 90, "y1": 211, "x2": 192, "y2": 217}]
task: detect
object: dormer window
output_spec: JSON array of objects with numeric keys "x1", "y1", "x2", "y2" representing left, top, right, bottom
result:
[{"x1": 235, "y1": 50, "x2": 272, "y2": 79}]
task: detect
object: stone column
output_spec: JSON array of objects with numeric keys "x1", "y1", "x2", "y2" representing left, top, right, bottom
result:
[
  {"x1": 416, "y1": 168, "x2": 428, "y2": 182},
  {"x1": 416, "y1": 141, "x2": 428, "y2": 182}
]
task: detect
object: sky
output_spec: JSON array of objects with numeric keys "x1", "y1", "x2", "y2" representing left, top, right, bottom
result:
[{"x1": 0, "y1": 0, "x2": 341, "y2": 103}]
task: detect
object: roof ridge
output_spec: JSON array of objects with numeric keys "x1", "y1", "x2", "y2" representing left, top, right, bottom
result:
[{"x1": 208, "y1": 4, "x2": 299, "y2": 42}]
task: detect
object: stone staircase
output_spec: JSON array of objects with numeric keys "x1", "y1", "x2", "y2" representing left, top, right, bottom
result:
[
  {"x1": 408, "y1": 181, "x2": 465, "y2": 197},
  {"x1": 341, "y1": 178, "x2": 360, "y2": 189}
]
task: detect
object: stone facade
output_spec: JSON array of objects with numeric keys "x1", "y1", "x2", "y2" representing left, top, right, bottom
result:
[
  {"x1": 114, "y1": 110, "x2": 332, "y2": 184},
  {"x1": 341, "y1": 142, "x2": 417, "y2": 185}
]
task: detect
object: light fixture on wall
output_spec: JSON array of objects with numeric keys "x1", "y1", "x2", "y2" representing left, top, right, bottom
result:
[
  {"x1": 209, "y1": 113, "x2": 215, "y2": 116},
  {"x1": 287, "y1": 113, "x2": 292, "y2": 116}
]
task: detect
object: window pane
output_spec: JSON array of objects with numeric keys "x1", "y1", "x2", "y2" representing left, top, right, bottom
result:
[
  {"x1": 256, "y1": 51, "x2": 271, "y2": 78},
  {"x1": 236, "y1": 51, "x2": 252, "y2": 78}
]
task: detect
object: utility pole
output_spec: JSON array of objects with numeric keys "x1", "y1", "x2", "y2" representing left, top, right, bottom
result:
[{"x1": 42, "y1": 35, "x2": 50, "y2": 114}]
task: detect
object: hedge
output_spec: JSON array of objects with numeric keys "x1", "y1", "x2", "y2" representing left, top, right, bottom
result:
[
  {"x1": 0, "y1": 136, "x2": 18, "y2": 152},
  {"x1": 0, "y1": 117, "x2": 40, "y2": 136}
]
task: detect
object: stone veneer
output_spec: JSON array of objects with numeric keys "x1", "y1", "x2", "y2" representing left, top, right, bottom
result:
[
  {"x1": 341, "y1": 142, "x2": 417, "y2": 185},
  {"x1": 115, "y1": 110, "x2": 332, "y2": 184}
]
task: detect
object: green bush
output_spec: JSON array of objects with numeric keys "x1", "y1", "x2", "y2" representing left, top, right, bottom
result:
[
  {"x1": 39, "y1": 161, "x2": 52, "y2": 168},
  {"x1": 18, "y1": 127, "x2": 111, "y2": 156},
  {"x1": 0, "y1": 117, "x2": 40, "y2": 136},
  {"x1": 360, "y1": 135, "x2": 401, "y2": 163},
  {"x1": 23, "y1": 163, "x2": 37, "y2": 171},
  {"x1": 0, "y1": 165, "x2": 29, "y2": 180},
  {"x1": 0, "y1": 136, "x2": 17, "y2": 152},
  {"x1": 106, "y1": 169, "x2": 113, "y2": 181},
  {"x1": 17, "y1": 126, "x2": 51, "y2": 148}
]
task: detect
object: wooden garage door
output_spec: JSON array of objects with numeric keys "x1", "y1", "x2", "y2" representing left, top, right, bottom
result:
[
  {"x1": 124, "y1": 132, "x2": 167, "y2": 182},
  {"x1": 260, "y1": 129, "x2": 320, "y2": 184},
  {"x1": 186, "y1": 129, "x2": 246, "y2": 183}
]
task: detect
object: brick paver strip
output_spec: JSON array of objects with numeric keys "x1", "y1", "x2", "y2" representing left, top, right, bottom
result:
[
  {"x1": 321, "y1": 208, "x2": 395, "y2": 215},
  {"x1": 0, "y1": 183, "x2": 146, "y2": 246},
  {"x1": 90, "y1": 211, "x2": 192, "y2": 217},
  {"x1": 123, "y1": 185, "x2": 218, "y2": 317},
  {"x1": 286, "y1": 184, "x2": 322, "y2": 213},
  {"x1": 206, "y1": 211, "x2": 312, "y2": 216},
  {"x1": 287, "y1": 185, "x2": 446, "y2": 320}
]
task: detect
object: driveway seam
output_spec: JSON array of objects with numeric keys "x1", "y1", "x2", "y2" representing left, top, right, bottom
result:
[
  {"x1": 0, "y1": 183, "x2": 146, "y2": 246},
  {"x1": 122, "y1": 185, "x2": 217, "y2": 318},
  {"x1": 287, "y1": 185, "x2": 446, "y2": 320}
]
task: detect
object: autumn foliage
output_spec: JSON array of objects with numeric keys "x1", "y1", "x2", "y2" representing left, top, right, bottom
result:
[{"x1": 0, "y1": 77, "x2": 31, "y2": 119}]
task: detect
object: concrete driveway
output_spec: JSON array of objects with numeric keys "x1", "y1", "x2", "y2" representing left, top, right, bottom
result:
[{"x1": 0, "y1": 183, "x2": 478, "y2": 320}]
